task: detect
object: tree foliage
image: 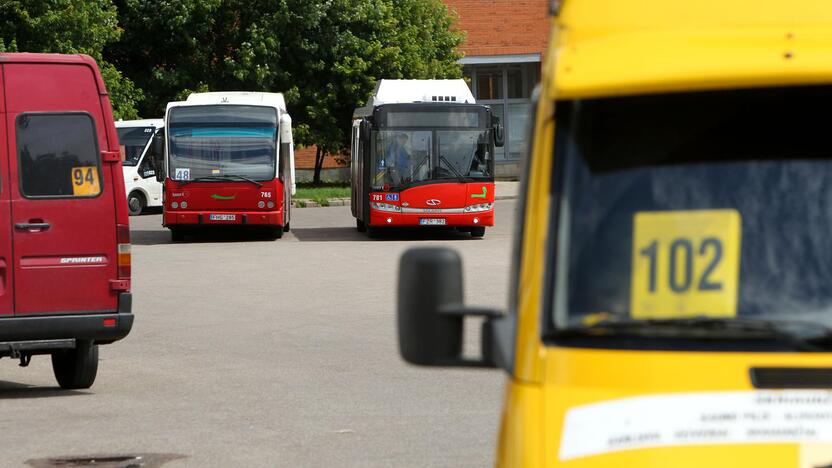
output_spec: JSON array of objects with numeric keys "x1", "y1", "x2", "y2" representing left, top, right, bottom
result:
[
  {"x1": 108, "y1": 0, "x2": 464, "y2": 181},
  {"x1": 0, "y1": 0, "x2": 464, "y2": 182},
  {"x1": 282, "y1": 0, "x2": 464, "y2": 181},
  {"x1": 0, "y1": 0, "x2": 143, "y2": 119}
]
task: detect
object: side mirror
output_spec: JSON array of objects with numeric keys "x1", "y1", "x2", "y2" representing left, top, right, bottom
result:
[
  {"x1": 397, "y1": 247, "x2": 505, "y2": 368},
  {"x1": 360, "y1": 119, "x2": 372, "y2": 143},
  {"x1": 151, "y1": 133, "x2": 166, "y2": 182},
  {"x1": 493, "y1": 124, "x2": 505, "y2": 148}
]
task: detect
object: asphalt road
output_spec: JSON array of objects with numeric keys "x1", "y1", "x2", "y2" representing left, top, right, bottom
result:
[{"x1": 0, "y1": 200, "x2": 517, "y2": 467}]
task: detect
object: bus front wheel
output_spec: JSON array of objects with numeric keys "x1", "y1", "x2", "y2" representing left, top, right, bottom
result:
[
  {"x1": 267, "y1": 226, "x2": 284, "y2": 240},
  {"x1": 470, "y1": 226, "x2": 485, "y2": 238},
  {"x1": 170, "y1": 228, "x2": 185, "y2": 243},
  {"x1": 356, "y1": 219, "x2": 367, "y2": 232},
  {"x1": 128, "y1": 191, "x2": 145, "y2": 216}
]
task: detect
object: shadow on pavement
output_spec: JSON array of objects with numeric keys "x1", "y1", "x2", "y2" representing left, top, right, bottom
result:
[
  {"x1": 130, "y1": 230, "x2": 171, "y2": 246},
  {"x1": 292, "y1": 226, "x2": 477, "y2": 242},
  {"x1": 135, "y1": 207, "x2": 163, "y2": 216},
  {"x1": 132, "y1": 227, "x2": 283, "y2": 245},
  {"x1": 291, "y1": 227, "x2": 366, "y2": 242},
  {"x1": 0, "y1": 380, "x2": 87, "y2": 399}
]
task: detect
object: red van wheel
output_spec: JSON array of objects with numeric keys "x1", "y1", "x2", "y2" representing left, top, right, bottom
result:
[{"x1": 51, "y1": 340, "x2": 98, "y2": 389}]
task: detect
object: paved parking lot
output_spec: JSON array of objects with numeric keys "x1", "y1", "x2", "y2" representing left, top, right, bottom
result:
[{"x1": 0, "y1": 201, "x2": 516, "y2": 467}]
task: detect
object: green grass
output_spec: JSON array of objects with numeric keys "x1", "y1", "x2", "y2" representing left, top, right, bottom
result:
[{"x1": 295, "y1": 182, "x2": 350, "y2": 206}]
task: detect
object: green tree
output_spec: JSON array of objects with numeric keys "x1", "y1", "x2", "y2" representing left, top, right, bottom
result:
[
  {"x1": 107, "y1": 0, "x2": 286, "y2": 117},
  {"x1": 283, "y1": 0, "x2": 464, "y2": 182},
  {"x1": 0, "y1": 0, "x2": 143, "y2": 119},
  {"x1": 108, "y1": 0, "x2": 464, "y2": 182}
]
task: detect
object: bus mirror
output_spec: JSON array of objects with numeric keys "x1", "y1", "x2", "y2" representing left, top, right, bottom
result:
[
  {"x1": 493, "y1": 124, "x2": 505, "y2": 147},
  {"x1": 151, "y1": 134, "x2": 166, "y2": 182},
  {"x1": 360, "y1": 120, "x2": 372, "y2": 142},
  {"x1": 397, "y1": 247, "x2": 502, "y2": 368},
  {"x1": 398, "y1": 248, "x2": 464, "y2": 366}
]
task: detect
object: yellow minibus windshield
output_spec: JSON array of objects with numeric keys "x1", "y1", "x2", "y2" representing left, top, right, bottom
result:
[{"x1": 548, "y1": 85, "x2": 832, "y2": 350}]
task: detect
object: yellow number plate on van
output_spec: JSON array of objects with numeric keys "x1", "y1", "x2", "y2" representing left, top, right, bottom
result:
[
  {"x1": 630, "y1": 210, "x2": 742, "y2": 319},
  {"x1": 71, "y1": 166, "x2": 101, "y2": 196}
]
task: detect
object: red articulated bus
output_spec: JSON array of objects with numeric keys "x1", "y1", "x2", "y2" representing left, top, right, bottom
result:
[
  {"x1": 351, "y1": 80, "x2": 503, "y2": 238},
  {"x1": 155, "y1": 92, "x2": 296, "y2": 242}
]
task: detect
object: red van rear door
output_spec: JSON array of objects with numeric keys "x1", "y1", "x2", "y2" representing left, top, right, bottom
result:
[
  {"x1": 5, "y1": 62, "x2": 118, "y2": 316},
  {"x1": 0, "y1": 67, "x2": 12, "y2": 317}
]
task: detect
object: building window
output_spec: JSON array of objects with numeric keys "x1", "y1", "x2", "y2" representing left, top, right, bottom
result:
[
  {"x1": 476, "y1": 69, "x2": 504, "y2": 100},
  {"x1": 465, "y1": 62, "x2": 539, "y2": 162}
]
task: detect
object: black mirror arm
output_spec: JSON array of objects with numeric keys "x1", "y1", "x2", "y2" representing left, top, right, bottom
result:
[
  {"x1": 439, "y1": 304, "x2": 501, "y2": 318},
  {"x1": 437, "y1": 305, "x2": 514, "y2": 372}
]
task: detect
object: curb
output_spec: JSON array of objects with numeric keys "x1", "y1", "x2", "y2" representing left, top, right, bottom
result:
[
  {"x1": 293, "y1": 197, "x2": 350, "y2": 208},
  {"x1": 293, "y1": 195, "x2": 517, "y2": 208}
]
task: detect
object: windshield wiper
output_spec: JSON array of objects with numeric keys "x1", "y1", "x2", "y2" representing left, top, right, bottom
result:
[
  {"x1": 179, "y1": 175, "x2": 262, "y2": 187},
  {"x1": 555, "y1": 316, "x2": 832, "y2": 351},
  {"x1": 437, "y1": 155, "x2": 466, "y2": 183},
  {"x1": 221, "y1": 174, "x2": 262, "y2": 187},
  {"x1": 179, "y1": 176, "x2": 227, "y2": 186}
]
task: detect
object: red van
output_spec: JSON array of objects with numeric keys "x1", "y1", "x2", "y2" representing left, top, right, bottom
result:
[{"x1": 0, "y1": 53, "x2": 133, "y2": 389}]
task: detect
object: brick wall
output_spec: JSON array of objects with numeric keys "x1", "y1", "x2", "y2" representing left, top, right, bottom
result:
[
  {"x1": 443, "y1": 0, "x2": 551, "y2": 57},
  {"x1": 295, "y1": 146, "x2": 348, "y2": 170}
]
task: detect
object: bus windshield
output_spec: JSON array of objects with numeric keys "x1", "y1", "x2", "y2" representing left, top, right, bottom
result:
[
  {"x1": 372, "y1": 129, "x2": 491, "y2": 189},
  {"x1": 552, "y1": 86, "x2": 832, "y2": 345},
  {"x1": 168, "y1": 105, "x2": 277, "y2": 182},
  {"x1": 117, "y1": 126, "x2": 154, "y2": 167}
]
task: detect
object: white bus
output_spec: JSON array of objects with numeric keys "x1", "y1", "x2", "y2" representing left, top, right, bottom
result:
[{"x1": 116, "y1": 119, "x2": 164, "y2": 215}]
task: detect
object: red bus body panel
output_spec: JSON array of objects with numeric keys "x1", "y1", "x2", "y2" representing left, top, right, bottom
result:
[
  {"x1": 0, "y1": 67, "x2": 10, "y2": 317},
  {"x1": 368, "y1": 181, "x2": 495, "y2": 227},
  {"x1": 0, "y1": 53, "x2": 132, "y2": 342},
  {"x1": 163, "y1": 179, "x2": 286, "y2": 227}
]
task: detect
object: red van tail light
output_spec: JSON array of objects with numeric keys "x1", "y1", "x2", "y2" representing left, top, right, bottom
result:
[{"x1": 117, "y1": 224, "x2": 131, "y2": 279}]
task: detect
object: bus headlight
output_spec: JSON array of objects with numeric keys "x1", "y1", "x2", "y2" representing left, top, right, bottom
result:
[
  {"x1": 372, "y1": 202, "x2": 401, "y2": 212},
  {"x1": 171, "y1": 202, "x2": 179, "y2": 209},
  {"x1": 180, "y1": 201, "x2": 188, "y2": 209},
  {"x1": 466, "y1": 203, "x2": 493, "y2": 213}
]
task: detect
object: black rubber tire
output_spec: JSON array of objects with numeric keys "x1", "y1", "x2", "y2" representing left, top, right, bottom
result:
[
  {"x1": 51, "y1": 340, "x2": 98, "y2": 389},
  {"x1": 127, "y1": 191, "x2": 145, "y2": 216},
  {"x1": 470, "y1": 226, "x2": 486, "y2": 238},
  {"x1": 284, "y1": 190, "x2": 292, "y2": 231},
  {"x1": 170, "y1": 228, "x2": 185, "y2": 242},
  {"x1": 356, "y1": 219, "x2": 367, "y2": 233},
  {"x1": 268, "y1": 226, "x2": 284, "y2": 240},
  {"x1": 366, "y1": 225, "x2": 381, "y2": 239}
]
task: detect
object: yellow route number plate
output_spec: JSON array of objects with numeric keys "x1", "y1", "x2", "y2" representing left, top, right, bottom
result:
[
  {"x1": 630, "y1": 210, "x2": 742, "y2": 319},
  {"x1": 71, "y1": 166, "x2": 101, "y2": 196}
]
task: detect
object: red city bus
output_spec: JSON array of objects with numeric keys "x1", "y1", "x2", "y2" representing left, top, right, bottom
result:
[
  {"x1": 351, "y1": 80, "x2": 503, "y2": 238},
  {"x1": 154, "y1": 92, "x2": 295, "y2": 242}
]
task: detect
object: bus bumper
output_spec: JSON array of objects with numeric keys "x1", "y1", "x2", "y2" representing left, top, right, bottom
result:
[
  {"x1": 369, "y1": 210, "x2": 494, "y2": 227},
  {"x1": 164, "y1": 210, "x2": 283, "y2": 227}
]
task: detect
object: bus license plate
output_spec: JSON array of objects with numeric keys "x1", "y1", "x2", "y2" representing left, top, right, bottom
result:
[
  {"x1": 209, "y1": 214, "x2": 237, "y2": 221},
  {"x1": 420, "y1": 218, "x2": 446, "y2": 225}
]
